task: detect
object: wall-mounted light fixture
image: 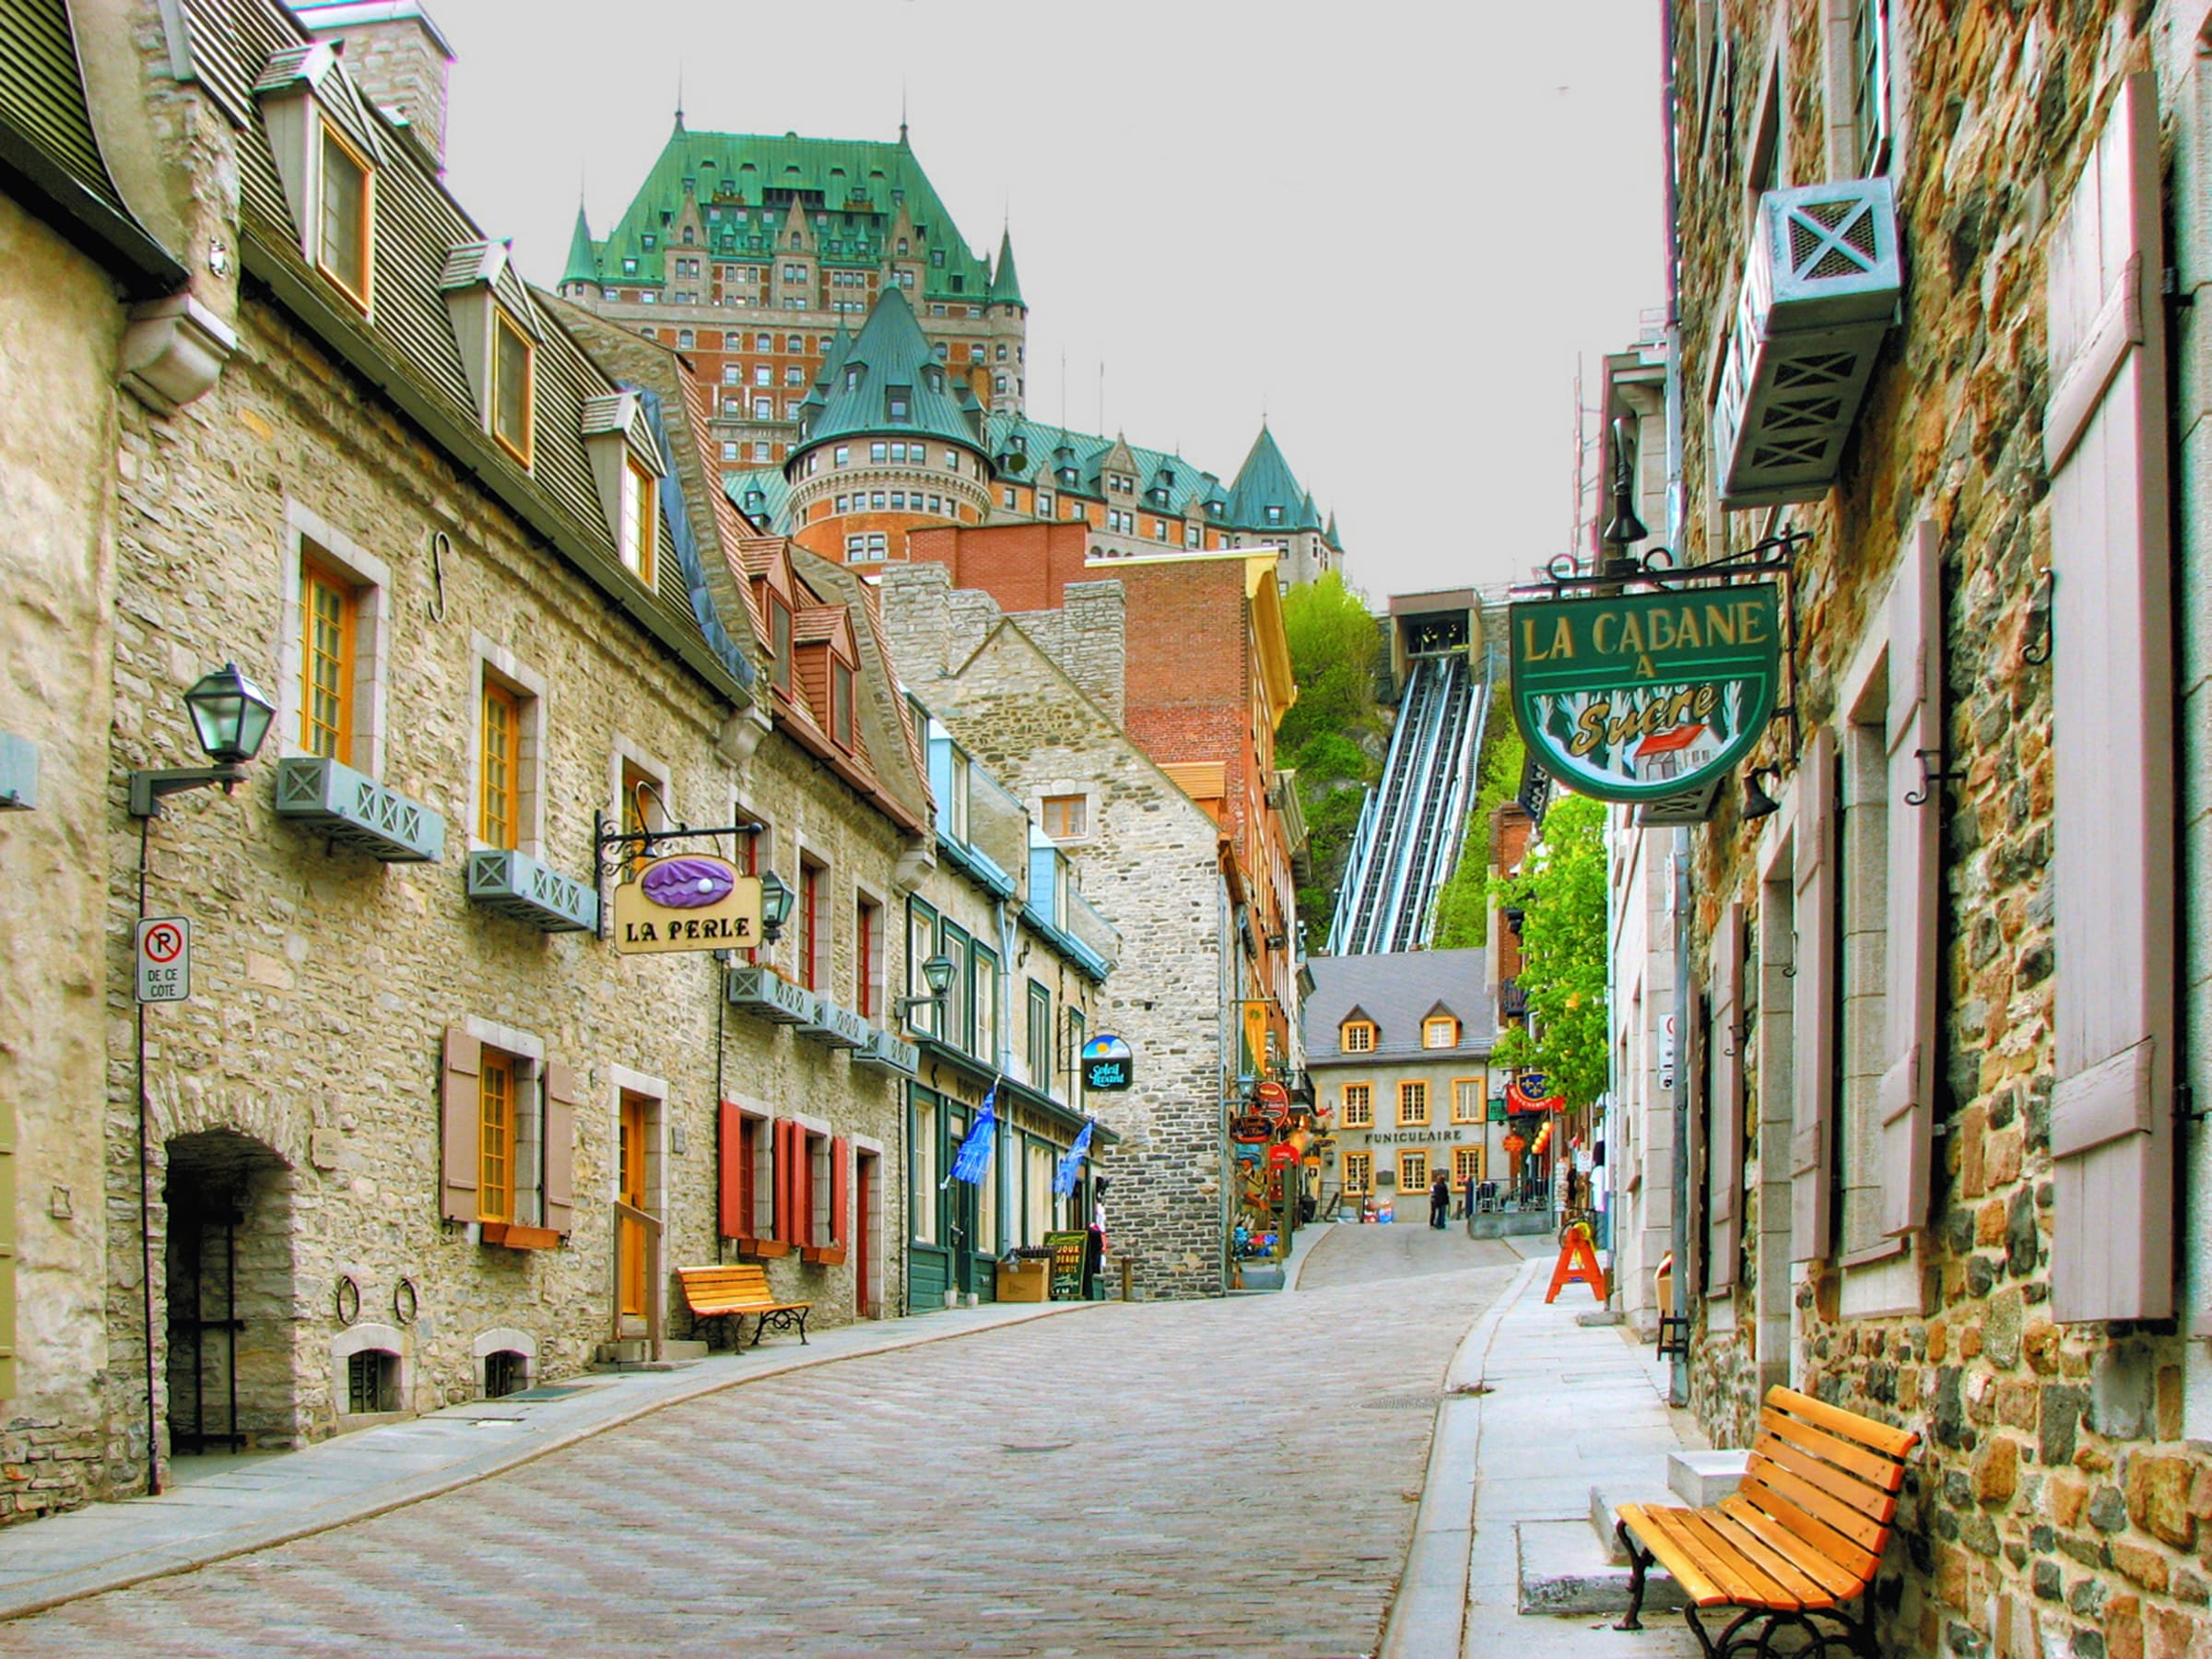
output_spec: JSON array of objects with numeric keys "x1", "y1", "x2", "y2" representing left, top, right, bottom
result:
[
  {"x1": 894, "y1": 952, "x2": 957, "y2": 1023},
  {"x1": 127, "y1": 664, "x2": 276, "y2": 818},
  {"x1": 756, "y1": 868, "x2": 797, "y2": 945},
  {"x1": 1742, "y1": 765, "x2": 1783, "y2": 822}
]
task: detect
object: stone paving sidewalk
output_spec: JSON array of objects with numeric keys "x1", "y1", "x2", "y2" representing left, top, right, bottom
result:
[
  {"x1": 1378, "y1": 1233, "x2": 1707, "y2": 1659},
  {"x1": 0, "y1": 1298, "x2": 1088, "y2": 1621}
]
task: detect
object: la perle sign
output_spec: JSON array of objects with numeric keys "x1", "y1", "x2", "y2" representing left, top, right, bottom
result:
[
  {"x1": 611, "y1": 854, "x2": 764, "y2": 955},
  {"x1": 1510, "y1": 583, "x2": 1781, "y2": 805}
]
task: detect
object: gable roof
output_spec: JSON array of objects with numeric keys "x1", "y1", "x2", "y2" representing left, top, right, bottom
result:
[
  {"x1": 582, "y1": 123, "x2": 993, "y2": 300},
  {"x1": 1304, "y1": 951, "x2": 1496, "y2": 1063}
]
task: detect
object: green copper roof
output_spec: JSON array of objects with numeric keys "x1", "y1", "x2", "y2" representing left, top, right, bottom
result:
[
  {"x1": 987, "y1": 227, "x2": 1025, "y2": 308},
  {"x1": 1225, "y1": 426, "x2": 1322, "y2": 533},
  {"x1": 802, "y1": 288, "x2": 984, "y2": 450},
  {"x1": 561, "y1": 202, "x2": 598, "y2": 285},
  {"x1": 725, "y1": 465, "x2": 789, "y2": 529},
  {"x1": 585, "y1": 124, "x2": 992, "y2": 299},
  {"x1": 983, "y1": 412, "x2": 1224, "y2": 522}
]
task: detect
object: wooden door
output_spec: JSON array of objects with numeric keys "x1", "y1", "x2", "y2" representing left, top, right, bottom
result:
[{"x1": 618, "y1": 1092, "x2": 648, "y2": 1318}]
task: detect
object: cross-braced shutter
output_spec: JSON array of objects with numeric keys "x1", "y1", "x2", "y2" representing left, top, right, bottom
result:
[
  {"x1": 1878, "y1": 523, "x2": 1943, "y2": 1241},
  {"x1": 1791, "y1": 727, "x2": 1838, "y2": 1264},
  {"x1": 1710, "y1": 901, "x2": 1747, "y2": 1291},
  {"x1": 441, "y1": 1027, "x2": 481, "y2": 1222},
  {"x1": 2044, "y1": 70, "x2": 2177, "y2": 1324},
  {"x1": 543, "y1": 1062, "x2": 579, "y2": 1235},
  {"x1": 831, "y1": 1135, "x2": 851, "y2": 1249},
  {"x1": 718, "y1": 1101, "x2": 747, "y2": 1239}
]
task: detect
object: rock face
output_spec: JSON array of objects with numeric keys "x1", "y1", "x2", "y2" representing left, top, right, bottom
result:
[{"x1": 1669, "y1": 5, "x2": 2212, "y2": 1656}]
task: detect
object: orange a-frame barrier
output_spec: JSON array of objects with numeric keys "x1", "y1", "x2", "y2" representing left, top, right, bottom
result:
[{"x1": 1545, "y1": 1223, "x2": 1608, "y2": 1303}]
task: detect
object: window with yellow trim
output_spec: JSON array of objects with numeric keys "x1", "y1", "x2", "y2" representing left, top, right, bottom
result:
[
  {"x1": 1397, "y1": 1149, "x2": 1430, "y2": 1193},
  {"x1": 479, "y1": 680, "x2": 522, "y2": 848},
  {"x1": 1340, "y1": 1082, "x2": 1373, "y2": 1128},
  {"x1": 1453, "y1": 1146, "x2": 1485, "y2": 1186},
  {"x1": 317, "y1": 122, "x2": 373, "y2": 311},
  {"x1": 1397, "y1": 1080, "x2": 1430, "y2": 1127},
  {"x1": 618, "y1": 457, "x2": 658, "y2": 588},
  {"x1": 1451, "y1": 1077, "x2": 1486, "y2": 1124},
  {"x1": 478, "y1": 1050, "x2": 514, "y2": 1223},
  {"x1": 300, "y1": 557, "x2": 356, "y2": 762},
  {"x1": 1342, "y1": 1150, "x2": 1372, "y2": 1194},
  {"x1": 1340, "y1": 1019, "x2": 1376, "y2": 1054},
  {"x1": 490, "y1": 309, "x2": 534, "y2": 465},
  {"x1": 1423, "y1": 1016, "x2": 1458, "y2": 1049}
]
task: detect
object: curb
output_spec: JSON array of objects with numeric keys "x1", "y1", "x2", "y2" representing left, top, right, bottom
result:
[
  {"x1": 0, "y1": 1299, "x2": 1098, "y2": 1623},
  {"x1": 1377, "y1": 1255, "x2": 1546, "y2": 1659}
]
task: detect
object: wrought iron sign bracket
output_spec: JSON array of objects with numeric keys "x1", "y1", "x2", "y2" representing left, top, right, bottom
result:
[
  {"x1": 1902, "y1": 748, "x2": 1967, "y2": 807},
  {"x1": 591, "y1": 806, "x2": 765, "y2": 942},
  {"x1": 2022, "y1": 568, "x2": 2054, "y2": 666},
  {"x1": 1512, "y1": 526, "x2": 1810, "y2": 602}
]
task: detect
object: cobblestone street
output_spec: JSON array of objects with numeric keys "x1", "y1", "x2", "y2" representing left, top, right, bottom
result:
[{"x1": 6, "y1": 1228, "x2": 1518, "y2": 1657}]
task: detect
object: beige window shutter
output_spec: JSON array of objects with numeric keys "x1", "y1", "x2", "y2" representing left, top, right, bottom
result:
[
  {"x1": 543, "y1": 1061, "x2": 581, "y2": 1235},
  {"x1": 1709, "y1": 900, "x2": 1747, "y2": 1291},
  {"x1": 441, "y1": 1026, "x2": 482, "y2": 1223},
  {"x1": 1877, "y1": 522, "x2": 1943, "y2": 1241},
  {"x1": 2044, "y1": 70, "x2": 2178, "y2": 1324},
  {"x1": 1790, "y1": 725, "x2": 1838, "y2": 1265}
]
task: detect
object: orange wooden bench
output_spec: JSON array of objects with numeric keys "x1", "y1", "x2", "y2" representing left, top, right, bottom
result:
[
  {"x1": 1615, "y1": 1385, "x2": 1919, "y2": 1658},
  {"x1": 676, "y1": 1264, "x2": 811, "y2": 1349}
]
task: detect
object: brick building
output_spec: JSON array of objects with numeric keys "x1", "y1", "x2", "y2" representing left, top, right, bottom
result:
[
  {"x1": 1612, "y1": 3, "x2": 2212, "y2": 1653},
  {"x1": 0, "y1": 0, "x2": 944, "y2": 1524}
]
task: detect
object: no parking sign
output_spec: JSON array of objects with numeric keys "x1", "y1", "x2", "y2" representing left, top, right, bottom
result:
[{"x1": 135, "y1": 916, "x2": 191, "y2": 1004}]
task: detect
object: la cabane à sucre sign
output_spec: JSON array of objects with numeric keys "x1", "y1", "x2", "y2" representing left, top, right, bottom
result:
[
  {"x1": 612, "y1": 854, "x2": 763, "y2": 955},
  {"x1": 1510, "y1": 584, "x2": 1781, "y2": 805}
]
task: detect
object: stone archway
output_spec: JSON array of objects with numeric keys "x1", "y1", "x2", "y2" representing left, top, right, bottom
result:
[{"x1": 162, "y1": 1129, "x2": 299, "y2": 1454}]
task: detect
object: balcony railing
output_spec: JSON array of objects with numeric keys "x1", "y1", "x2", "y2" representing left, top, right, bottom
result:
[
  {"x1": 465, "y1": 848, "x2": 598, "y2": 933},
  {"x1": 273, "y1": 756, "x2": 444, "y2": 864},
  {"x1": 1712, "y1": 176, "x2": 1901, "y2": 509}
]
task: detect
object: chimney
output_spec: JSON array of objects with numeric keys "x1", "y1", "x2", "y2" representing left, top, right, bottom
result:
[{"x1": 291, "y1": 2, "x2": 455, "y2": 171}]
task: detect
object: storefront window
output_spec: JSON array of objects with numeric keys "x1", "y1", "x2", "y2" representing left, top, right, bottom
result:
[{"x1": 912, "y1": 1095, "x2": 938, "y2": 1242}]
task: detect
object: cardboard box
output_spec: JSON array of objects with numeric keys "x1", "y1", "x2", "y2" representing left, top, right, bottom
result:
[{"x1": 995, "y1": 1260, "x2": 1051, "y2": 1302}]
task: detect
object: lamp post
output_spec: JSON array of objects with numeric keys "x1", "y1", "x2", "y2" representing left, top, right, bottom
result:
[
  {"x1": 128, "y1": 664, "x2": 276, "y2": 818},
  {"x1": 126, "y1": 665, "x2": 274, "y2": 1499}
]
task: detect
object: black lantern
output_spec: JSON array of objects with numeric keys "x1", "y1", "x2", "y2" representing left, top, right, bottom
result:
[
  {"x1": 129, "y1": 664, "x2": 277, "y2": 818},
  {"x1": 757, "y1": 869, "x2": 797, "y2": 944},
  {"x1": 182, "y1": 664, "x2": 276, "y2": 766},
  {"x1": 1742, "y1": 764, "x2": 1783, "y2": 822},
  {"x1": 896, "y1": 952, "x2": 958, "y2": 1022}
]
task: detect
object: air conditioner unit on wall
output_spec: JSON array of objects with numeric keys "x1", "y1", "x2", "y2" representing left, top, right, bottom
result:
[{"x1": 1712, "y1": 176, "x2": 1902, "y2": 510}]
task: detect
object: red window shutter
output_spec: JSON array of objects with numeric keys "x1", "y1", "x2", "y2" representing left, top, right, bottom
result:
[
  {"x1": 1877, "y1": 523, "x2": 1943, "y2": 1241},
  {"x1": 1790, "y1": 725, "x2": 1838, "y2": 1265},
  {"x1": 718, "y1": 1102, "x2": 747, "y2": 1239},
  {"x1": 441, "y1": 1027, "x2": 481, "y2": 1222},
  {"x1": 543, "y1": 1061, "x2": 580, "y2": 1235},
  {"x1": 2044, "y1": 71, "x2": 2177, "y2": 1323},
  {"x1": 831, "y1": 1135, "x2": 850, "y2": 1248},
  {"x1": 1709, "y1": 901, "x2": 1746, "y2": 1291}
]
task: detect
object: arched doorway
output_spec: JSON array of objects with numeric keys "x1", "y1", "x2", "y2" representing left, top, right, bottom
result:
[{"x1": 162, "y1": 1129, "x2": 298, "y2": 1455}]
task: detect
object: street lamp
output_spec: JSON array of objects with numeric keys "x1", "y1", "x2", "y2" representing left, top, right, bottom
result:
[
  {"x1": 128, "y1": 664, "x2": 276, "y2": 818},
  {"x1": 895, "y1": 952, "x2": 958, "y2": 1022},
  {"x1": 757, "y1": 869, "x2": 797, "y2": 945}
]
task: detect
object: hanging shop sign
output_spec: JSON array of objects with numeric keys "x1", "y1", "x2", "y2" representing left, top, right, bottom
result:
[
  {"x1": 1229, "y1": 1112, "x2": 1276, "y2": 1145},
  {"x1": 611, "y1": 854, "x2": 763, "y2": 954},
  {"x1": 1081, "y1": 1034, "x2": 1135, "y2": 1092},
  {"x1": 1510, "y1": 584, "x2": 1781, "y2": 806},
  {"x1": 1506, "y1": 1077, "x2": 1565, "y2": 1113}
]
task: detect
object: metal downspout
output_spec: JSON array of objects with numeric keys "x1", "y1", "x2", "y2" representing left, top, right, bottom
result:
[{"x1": 1660, "y1": 0, "x2": 1691, "y2": 1411}]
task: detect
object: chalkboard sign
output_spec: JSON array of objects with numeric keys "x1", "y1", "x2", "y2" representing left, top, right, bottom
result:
[{"x1": 1044, "y1": 1231, "x2": 1088, "y2": 1300}]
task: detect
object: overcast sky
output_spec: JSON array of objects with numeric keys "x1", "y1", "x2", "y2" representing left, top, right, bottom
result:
[{"x1": 427, "y1": 0, "x2": 1666, "y2": 603}]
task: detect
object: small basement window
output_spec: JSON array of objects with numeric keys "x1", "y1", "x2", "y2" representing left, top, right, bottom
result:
[
  {"x1": 347, "y1": 1348, "x2": 399, "y2": 1414},
  {"x1": 483, "y1": 1349, "x2": 528, "y2": 1399}
]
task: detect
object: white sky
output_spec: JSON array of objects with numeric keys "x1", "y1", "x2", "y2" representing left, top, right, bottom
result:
[{"x1": 427, "y1": 0, "x2": 1665, "y2": 602}]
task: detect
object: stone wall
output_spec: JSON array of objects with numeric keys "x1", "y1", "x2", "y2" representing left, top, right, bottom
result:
[
  {"x1": 71, "y1": 284, "x2": 913, "y2": 1510},
  {"x1": 1670, "y1": 5, "x2": 2212, "y2": 1655},
  {"x1": 878, "y1": 564, "x2": 1232, "y2": 1298},
  {"x1": 0, "y1": 190, "x2": 132, "y2": 1522}
]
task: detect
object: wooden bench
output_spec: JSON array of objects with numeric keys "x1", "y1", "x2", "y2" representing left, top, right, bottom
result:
[
  {"x1": 675, "y1": 1264, "x2": 811, "y2": 1349},
  {"x1": 1616, "y1": 1385, "x2": 1920, "y2": 1658}
]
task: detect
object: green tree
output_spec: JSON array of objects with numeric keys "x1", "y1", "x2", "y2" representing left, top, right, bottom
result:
[
  {"x1": 1278, "y1": 572, "x2": 1386, "y2": 942},
  {"x1": 1492, "y1": 793, "x2": 1608, "y2": 1108}
]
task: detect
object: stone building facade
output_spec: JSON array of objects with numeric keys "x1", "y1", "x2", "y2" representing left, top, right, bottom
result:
[
  {"x1": 879, "y1": 561, "x2": 1235, "y2": 1299},
  {"x1": 1640, "y1": 3, "x2": 2212, "y2": 1654},
  {"x1": 2, "y1": 0, "x2": 936, "y2": 1523}
]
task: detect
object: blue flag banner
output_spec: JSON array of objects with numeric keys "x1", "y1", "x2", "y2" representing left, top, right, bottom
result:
[
  {"x1": 1053, "y1": 1119, "x2": 1096, "y2": 1197},
  {"x1": 951, "y1": 1084, "x2": 997, "y2": 1184}
]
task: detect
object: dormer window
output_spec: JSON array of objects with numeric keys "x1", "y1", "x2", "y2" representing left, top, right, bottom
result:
[
  {"x1": 831, "y1": 660, "x2": 855, "y2": 749},
  {"x1": 618, "y1": 459, "x2": 657, "y2": 587},
  {"x1": 490, "y1": 311, "x2": 533, "y2": 464},
  {"x1": 887, "y1": 387, "x2": 912, "y2": 422},
  {"x1": 1423, "y1": 1016, "x2": 1458, "y2": 1049},
  {"x1": 318, "y1": 123, "x2": 373, "y2": 311},
  {"x1": 769, "y1": 597, "x2": 793, "y2": 694},
  {"x1": 1341, "y1": 1019, "x2": 1376, "y2": 1054}
]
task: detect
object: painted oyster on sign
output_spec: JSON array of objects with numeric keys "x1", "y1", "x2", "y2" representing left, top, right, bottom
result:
[{"x1": 640, "y1": 856, "x2": 736, "y2": 910}]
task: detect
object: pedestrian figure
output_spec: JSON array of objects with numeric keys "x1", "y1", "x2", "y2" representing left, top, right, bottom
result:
[
  {"x1": 1462, "y1": 1167, "x2": 1477, "y2": 1225},
  {"x1": 1429, "y1": 1171, "x2": 1450, "y2": 1230},
  {"x1": 1081, "y1": 1177, "x2": 1111, "y2": 1299}
]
